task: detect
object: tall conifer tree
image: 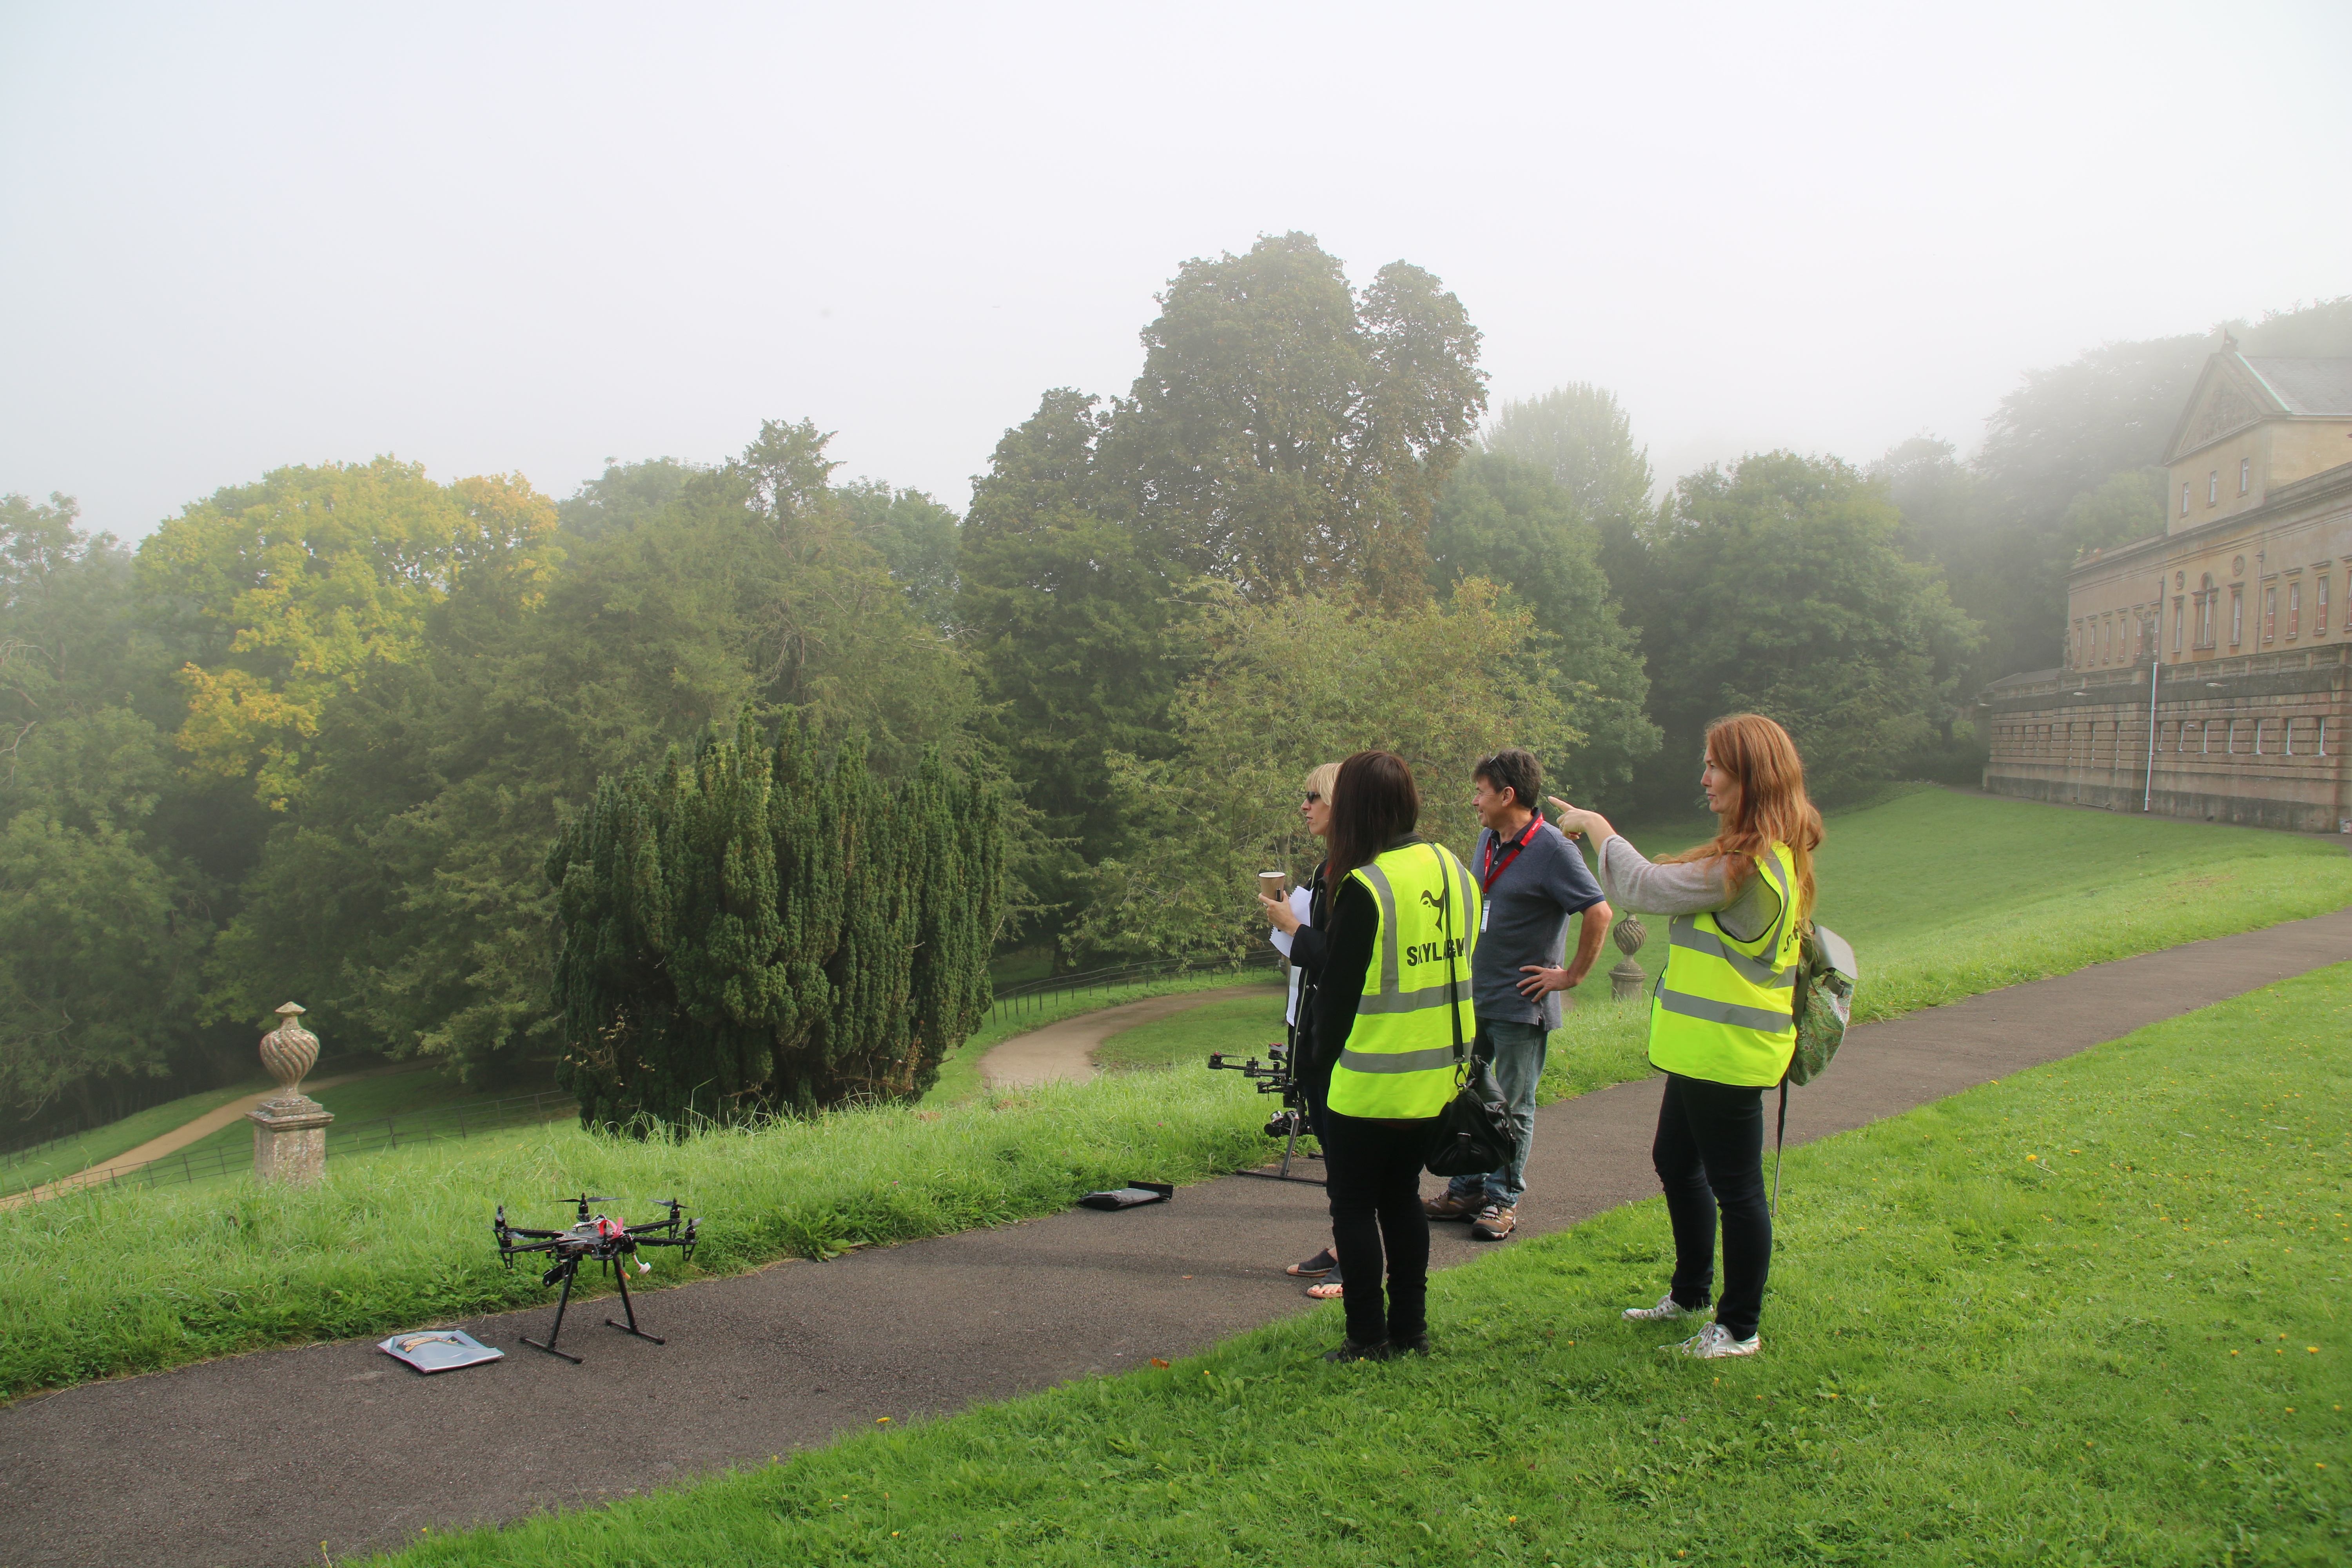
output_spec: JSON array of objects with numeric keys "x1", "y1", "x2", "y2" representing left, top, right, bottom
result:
[{"x1": 546, "y1": 716, "x2": 1002, "y2": 1132}]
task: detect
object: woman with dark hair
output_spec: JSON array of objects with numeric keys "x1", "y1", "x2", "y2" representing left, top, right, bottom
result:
[
  {"x1": 1551, "y1": 713, "x2": 1822, "y2": 1359},
  {"x1": 1307, "y1": 750, "x2": 1481, "y2": 1362}
]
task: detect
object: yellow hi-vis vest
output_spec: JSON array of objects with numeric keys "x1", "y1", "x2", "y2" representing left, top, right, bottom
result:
[
  {"x1": 1647, "y1": 842, "x2": 1801, "y2": 1088},
  {"x1": 1327, "y1": 840, "x2": 1481, "y2": 1120}
]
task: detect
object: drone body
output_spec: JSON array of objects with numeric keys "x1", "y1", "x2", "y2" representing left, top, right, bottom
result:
[{"x1": 492, "y1": 1194, "x2": 701, "y2": 1361}]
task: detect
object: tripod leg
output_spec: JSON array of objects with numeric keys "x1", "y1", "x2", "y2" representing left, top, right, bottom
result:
[
  {"x1": 1276, "y1": 1113, "x2": 1301, "y2": 1180},
  {"x1": 523, "y1": 1264, "x2": 583, "y2": 1362},
  {"x1": 604, "y1": 1260, "x2": 666, "y2": 1345}
]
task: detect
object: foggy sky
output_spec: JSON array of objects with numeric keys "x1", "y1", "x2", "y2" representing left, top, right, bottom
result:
[{"x1": 4, "y1": 0, "x2": 2347, "y2": 538}]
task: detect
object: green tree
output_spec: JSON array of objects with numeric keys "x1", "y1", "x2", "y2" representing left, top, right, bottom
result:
[
  {"x1": 1076, "y1": 580, "x2": 1578, "y2": 960},
  {"x1": 545, "y1": 717, "x2": 1003, "y2": 1130},
  {"x1": 557, "y1": 457, "x2": 706, "y2": 540},
  {"x1": 0, "y1": 495, "x2": 206, "y2": 1120},
  {"x1": 838, "y1": 478, "x2": 960, "y2": 631},
  {"x1": 205, "y1": 425, "x2": 978, "y2": 1079},
  {"x1": 959, "y1": 391, "x2": 1194, "y2": 909},
  {"x1": 1483, "y1": 383, "x2": 1657, "y2": 618},
  {"x1": 1105, "y1": 232, "x2": 1487, "y2": 603},
  {"x1": 1427, "y1": 451, "x2": 1659, "y2": 804},
  {"x1": 1642, "y1": 453, "x2": 1980, "y2": 802}
]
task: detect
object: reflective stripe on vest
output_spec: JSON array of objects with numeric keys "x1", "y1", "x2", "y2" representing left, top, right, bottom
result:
[
  {"x1": 1328, "y1": 842, "x2": 1481, "y2": 1119},
  {"x1": 1647, "y1": 843, "x2": 1800, "y2": 1088}
]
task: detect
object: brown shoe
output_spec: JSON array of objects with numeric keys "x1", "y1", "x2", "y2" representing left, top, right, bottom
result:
[
  {"x1": 1423, "y1": 1190, "x2": 1485, "y2": 1221},
  {"x1": 1471, "y1": 1203, "x2": 1517, "y2": 1241}
]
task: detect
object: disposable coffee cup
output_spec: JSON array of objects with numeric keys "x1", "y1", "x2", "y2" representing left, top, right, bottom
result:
[{"x1": 1257, "y1": 871, "x2": 1288, "y2": 900}]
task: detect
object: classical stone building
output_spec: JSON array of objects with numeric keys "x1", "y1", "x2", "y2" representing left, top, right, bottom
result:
[{"x1": 1980, "y1": 339, "x2": 2352, "y2": 831}]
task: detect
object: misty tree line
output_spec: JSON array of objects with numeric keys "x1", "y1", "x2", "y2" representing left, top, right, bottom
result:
[{"x1": 2, "y1": 228, "x2": 2345, "y2": 1128}]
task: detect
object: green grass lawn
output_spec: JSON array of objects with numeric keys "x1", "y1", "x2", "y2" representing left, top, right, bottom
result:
[
  {"x1": 359, "y1": 963, "x2": 2352, "y2": 1568},
  {"x1": 2, "y1": 1056, "x2": 555, "y2": 1196},
  {"x1": 160, "y1": 1060, "x2": 555, "y2": 1170},
  {"x1": 1530, "y1": 784, "x2": 2352, "y2": 1102},
  {"x1": 3, "y1": 789, "x2": 2343, "y2": 1402},
  {"x1": 1094, "y1": 993, "x2": 1292, "y2": 1072}
]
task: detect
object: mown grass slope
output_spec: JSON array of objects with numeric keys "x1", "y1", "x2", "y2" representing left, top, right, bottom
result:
[{"x1": 362, "y1": 963, "x2": 2352, "y2": 1568}]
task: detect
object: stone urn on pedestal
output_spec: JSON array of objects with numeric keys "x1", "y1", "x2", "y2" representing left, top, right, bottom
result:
[
  {"x1": 1607, "y1": 914, "x2": 1650, "y2": 1002},
  {"x1": 247, "y1": 1002, "x2": 334, "y2": 1185}
]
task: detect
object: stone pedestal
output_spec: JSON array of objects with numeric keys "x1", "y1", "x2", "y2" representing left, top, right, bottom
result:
[
  {"x1": 250, "y1": 1000, "x2": 332, "y2": 1186},
  {"x1": 249, "y1": 1095, "x2": 334, "y2": 1185}
]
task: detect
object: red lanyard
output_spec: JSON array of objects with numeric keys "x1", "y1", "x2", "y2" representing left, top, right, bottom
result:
[{"x1": 1479, "y1": 817, "x2": 1543, "y2": 894}]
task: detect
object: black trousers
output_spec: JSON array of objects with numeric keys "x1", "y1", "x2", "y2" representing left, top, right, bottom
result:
[
  {"x1": 1321, "y1": 1111, "x2": 1433, "y2": 1345},
  {"x1": 1651, "y1": 1073, "x2": 1771, "y2": 1340}
]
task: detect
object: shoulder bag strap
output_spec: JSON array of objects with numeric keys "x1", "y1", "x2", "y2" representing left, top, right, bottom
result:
[{"x1": 1430, "y1": 844, "x2": 1468, "y2": 1081}]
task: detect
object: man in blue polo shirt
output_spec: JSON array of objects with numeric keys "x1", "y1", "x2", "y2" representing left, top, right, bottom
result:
[{"x1": 1426, "y1": 747, "x2": 1612, "y2": 1240}]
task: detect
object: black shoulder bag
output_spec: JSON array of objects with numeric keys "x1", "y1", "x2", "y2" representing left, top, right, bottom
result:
[{"x1": 1422, "y1": 844, "x2": 1516, "y2": 1178}]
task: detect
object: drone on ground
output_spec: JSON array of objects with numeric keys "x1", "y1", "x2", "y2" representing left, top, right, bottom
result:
[{"x1": 492, "y1": 1193, "x2": 699, "y2": 1362}]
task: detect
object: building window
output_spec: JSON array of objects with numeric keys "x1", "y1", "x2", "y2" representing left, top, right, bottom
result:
[
  {"x1": 2230, "y1": 588, "x2": 2243, "y2": 645},
  {"x1": 2182, "y1": 482, "x2": 2192, "y2": 516},
  {"x1": 2239, "y1": 457, "x2": 2250, "y2": 495},
  {"x1": 2196, "y1": 578, "x2": 2216, "y2": 648},
  {"x1": 2321, "y1": 576, "x2": 2331, "y2": 636},
  {"x1": 2173, "y1": 595, "x2": 2185, "y2": 653},
  {"x1": 2209, "y1": 470, "x2": 2220, "y2": 505},
  {"x1": 2265, "y1": 586, "x2": 2277, "y2": 642},
  {"x1": 2288, "y1": 580, "x2": 2301, "y2": 639}
]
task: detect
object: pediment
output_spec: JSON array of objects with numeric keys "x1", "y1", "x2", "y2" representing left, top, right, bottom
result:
[{"x1": 2164, "y1": 354, "x2": 2285, "y2": 463}]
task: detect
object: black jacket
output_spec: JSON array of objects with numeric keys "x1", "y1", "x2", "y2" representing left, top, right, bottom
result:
[{"x1": 1286, "y1": 858, "x2": 1332, "y2": 1099}]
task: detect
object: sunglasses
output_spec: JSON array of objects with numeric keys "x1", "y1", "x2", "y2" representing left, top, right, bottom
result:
[{"x1": 1302, "y1": 791, "x2": 1322, "y2": 804}]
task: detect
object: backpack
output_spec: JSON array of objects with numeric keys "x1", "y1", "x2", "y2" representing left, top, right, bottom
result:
[
  {"x1": 1785, "y1": 922, "x2": 1858, "y2": 1086},
  {"x1": 1772, "y1": 922, "x2": 1858, "y2": 1215}
]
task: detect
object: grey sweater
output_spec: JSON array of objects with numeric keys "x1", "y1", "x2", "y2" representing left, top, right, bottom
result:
[{"x1": 1596, "y1": 834, "x2": 1780, "y2": 945}]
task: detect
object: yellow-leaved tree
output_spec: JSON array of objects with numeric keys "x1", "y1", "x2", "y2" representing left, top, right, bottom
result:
[{"x1": 136, "y1": 458, "x2": 559, "y2": 808}]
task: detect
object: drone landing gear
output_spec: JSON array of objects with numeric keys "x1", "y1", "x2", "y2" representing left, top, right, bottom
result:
[
  {"x1": 1233, "y1": 1112, "x2": 1326, "y2": 1187},
  {"x1": 603, "y1": 1265, "x2": 665, "y2": 1346},
  {"x1": 521, "y1": 1268, "x2": 585, "y2": 1363},
  {"x1": 521, "y1": 1262, "x2": 666, "y2": 1361}
]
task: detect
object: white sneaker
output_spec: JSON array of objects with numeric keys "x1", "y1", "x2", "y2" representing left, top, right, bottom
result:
[
  {"x1": 1670, "y1": 1323, "x2": 1760, "y2": 1359},
  {"x1": 1622, "y1": 1293, "x2": 1703, "y2": 1323}
]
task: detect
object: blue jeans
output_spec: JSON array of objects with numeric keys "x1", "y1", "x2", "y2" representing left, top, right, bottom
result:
[{"x1": 1445, "y1": 1018, "x2": 1547, "y2": 1207}]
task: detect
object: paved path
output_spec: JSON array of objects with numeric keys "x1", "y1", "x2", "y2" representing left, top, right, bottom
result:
[
  {"x1": 4, "y1": 911, "x2": 2347, "y2": 1568},
  {"x1": 978, "y1": 984, "x2": 1277, "y2": 1089},
  {"x1": 0, "y1": 1063, "x2": 428, "y2": 1209}
]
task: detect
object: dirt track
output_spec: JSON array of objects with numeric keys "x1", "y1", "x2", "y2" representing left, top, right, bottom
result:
[
  {"x1": 978, "y1": 983, "x2": 1276, "y2": 1088},
  {"x1": 0, "y1": 1062, "x2": 427, "y2": 1210}
]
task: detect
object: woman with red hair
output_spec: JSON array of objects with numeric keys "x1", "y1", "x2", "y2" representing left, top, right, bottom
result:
[{"x1": 1551, "y1": 713, "x2": 1821, "y2": 1359}]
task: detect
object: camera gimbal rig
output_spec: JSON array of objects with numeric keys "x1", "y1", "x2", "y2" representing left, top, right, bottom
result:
[
  {"x1": 492, "y1": 1194, "x2": 700, "y2": 1363},
  {"x1": 1207, "y1": 1038, "x2": 1323, "y2": 1185}
]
